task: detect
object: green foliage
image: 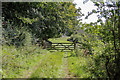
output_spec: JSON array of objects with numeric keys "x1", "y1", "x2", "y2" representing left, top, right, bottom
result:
[
  {"x1": 3, "y1": 22, "x2": 23, "y2": 47},
  {"x1": 2, "y1": 45, "x2": 50, "y2": 78},
  {"x1": 67, "y1": 55, "x2": 93, "y2": 78},
  {"x1": 75, "y1": 1, "x2": 120, "y2": 78},
  {"x1": 2, "y1": 2, "x2": 82, "y2": 46},
  {"x1": 2, "y1": 21, "x2": 32, "y2": 47},
  {"x1": 23, "y1": 31, "x2": 32, "y2": 46}
]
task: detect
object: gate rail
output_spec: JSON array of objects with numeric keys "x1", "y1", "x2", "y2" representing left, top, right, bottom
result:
[{"x1": 47, "y1": 43, "x2": 81, "y2": 52}]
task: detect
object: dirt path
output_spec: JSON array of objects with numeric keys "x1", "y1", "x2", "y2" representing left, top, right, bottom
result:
[
  {"x1": 25, "y1": 53, "x2": 51, "y2": 78},
  {"x1": 25, "y1": 61, "x2": 41, "y2": 78},
  {"x1": 24, "y1": 52, "x2": 72, "y2": 78},
  {"x1": 63, "y1": 52, "x2": 71, "y2": 78}
]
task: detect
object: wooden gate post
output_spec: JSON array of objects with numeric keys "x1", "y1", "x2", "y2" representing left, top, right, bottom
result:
[
  {"x1": 74, "y1": 41, "x2": 78, "y2": 56},
  {"x1": 74, "y1": 42, "x2": 76, "y2": 50}
]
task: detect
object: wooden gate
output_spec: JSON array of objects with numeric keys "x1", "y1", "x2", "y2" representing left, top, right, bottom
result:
[{"x1": 47, "y1": 43, "x2": 81, "y2": 52}]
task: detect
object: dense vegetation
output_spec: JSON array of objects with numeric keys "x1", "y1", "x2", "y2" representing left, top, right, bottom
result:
[
  {"x1": 1, "y1": 1, "x2": 120, "y2": 79},
  {"x1": 2, "y1": 2, "x2": 82, "y2": 47},
  {"x1": 79, "y1": 1, "x2": 120, "y2": 78}
]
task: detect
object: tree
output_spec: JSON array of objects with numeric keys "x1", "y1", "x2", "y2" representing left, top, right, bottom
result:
[
  {"x1": 2, "y1": 2, "x2": 82, "y2": 47},
  {"x1": 82, "y1": 1, "x2": 120, "y2": 78}
]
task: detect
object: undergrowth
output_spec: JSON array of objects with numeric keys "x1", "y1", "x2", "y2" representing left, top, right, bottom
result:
[
  {"x1": 2, "y1": 45, "x2": 50, "y2": 78},
  {"x1": 67, "y1": 51, "x2": 93, "y2": 78}
]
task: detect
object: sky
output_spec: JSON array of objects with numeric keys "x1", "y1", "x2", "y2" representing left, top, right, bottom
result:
[{"x1": 73, "y1": 0, "x2": 99, "y2": 23}]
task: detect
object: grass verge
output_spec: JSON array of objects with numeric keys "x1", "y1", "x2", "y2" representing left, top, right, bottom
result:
[
  {"x1": 67, "y1": 52, "x2": 93, "y2": 78},
  {"x1": 2, "y1": 45, "x2": 50, "y2": 78}
]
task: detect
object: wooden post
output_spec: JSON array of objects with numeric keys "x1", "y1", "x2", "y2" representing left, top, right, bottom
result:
[{"x1": 74, "y1": 42, "x2": 76, "y2": 50}]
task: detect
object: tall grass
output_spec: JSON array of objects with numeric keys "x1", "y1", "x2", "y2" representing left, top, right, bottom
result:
[
  {"x1": 67, "y1": 51, "x2": 93, "y2": 78},
  {"x1": 29, "y1": 52, "x2": 66, "y2": 78},
  {"x1": 2, "y1": 45, "x2": 50, "y2": 78}
]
